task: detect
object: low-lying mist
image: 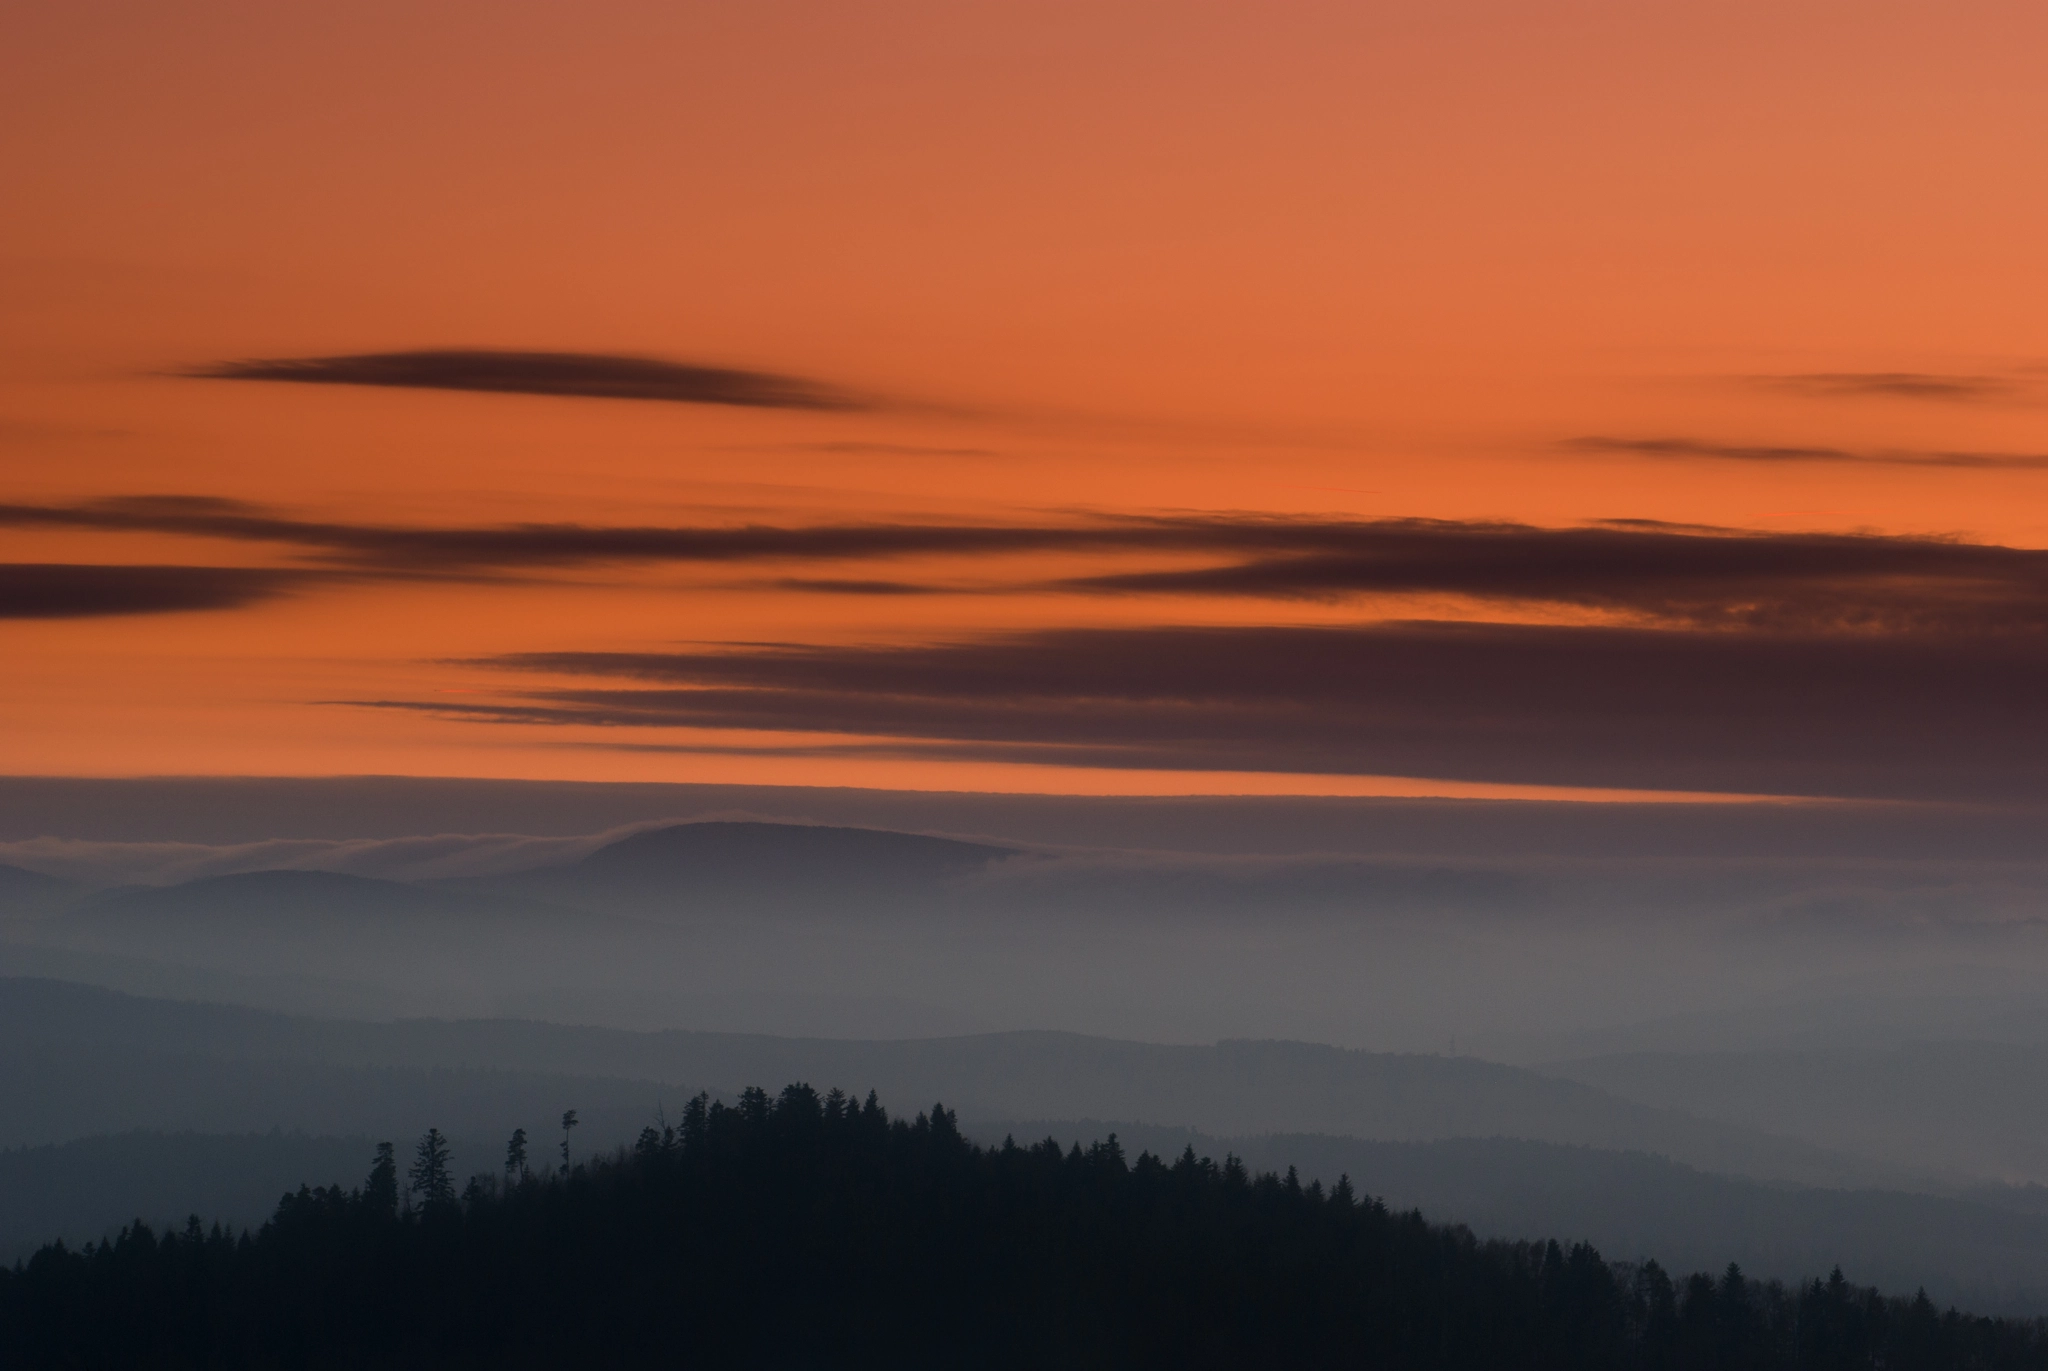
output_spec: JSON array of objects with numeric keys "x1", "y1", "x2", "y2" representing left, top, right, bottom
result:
[
  {"x1": 9, "y1": 778, "x2": 2048, "y2": 1204},
  {"x1": 4, "y1": 805, "x2": 2047, "y2": 1062}
]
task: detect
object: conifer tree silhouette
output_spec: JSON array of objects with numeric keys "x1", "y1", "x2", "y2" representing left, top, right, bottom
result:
[
  {"x1": 364, "y1": 1141, "x2": 398, "y2": 1216},
  {"x1": 409, "y1": 1128, "x2": 455, "y2": 1206},
  {"x1": 559, "y1": 1109, "x2": 578, "y2": 1174},
  {"x1": 505, "y1": 1127, "x2": 528, "y2": 1184}
]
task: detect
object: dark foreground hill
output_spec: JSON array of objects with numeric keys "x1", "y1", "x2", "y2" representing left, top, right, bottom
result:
[
  {"x1": 15, "y1": 1124, "x2": 2048, "y2": 1316},
  {"x1": 0, "y1": 1132, "x2": 378, "y2": 1265},
  {"x1": 995, "y1": 1122, "x2": 2048, "y2": 1316},
  {"x1": 6, "y1": 1086, "x2": 2043, "y2": 1371}
]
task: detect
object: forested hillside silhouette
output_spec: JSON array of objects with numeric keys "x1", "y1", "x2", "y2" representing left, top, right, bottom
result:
[{"x1": 5, "y1": 1084, "x2": 2045, "y2": 1370}]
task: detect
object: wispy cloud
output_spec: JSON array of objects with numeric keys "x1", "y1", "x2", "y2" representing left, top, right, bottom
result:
[
  {"x1": 1745, "y1": 372, "x2": 2020, "y2": 403},
  {"x1": 769, "y1": 578, "x2": 950, "y2": 596},
  {"x1": 185, "y1": 349, "x2": 868, "y2": 411},
  {"x1": 1562, "y1": 436, "x2": 2048, "y2": 469},
  {"x1": 758, "y1": 441, "x2": 1005, "y2": 458},
  {"x1": 349, "y1": 621, "x2": 2048, "y2": 804},
  {"x1": 0, "y1": 563, "x2": 305, "y2": 618}
]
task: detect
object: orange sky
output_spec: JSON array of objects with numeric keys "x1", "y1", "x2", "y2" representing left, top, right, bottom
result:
[{"x1": 4, "y1": 1, "x2": 2047, "y2": 798}]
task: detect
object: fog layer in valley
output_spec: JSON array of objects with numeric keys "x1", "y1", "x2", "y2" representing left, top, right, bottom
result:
[
  {"x1": 7, "y1": 777, "x2": 2048, "y2": 1311},
  {"x1": 4, "y1": 779, "x2": 2045, "y2": 1061}
]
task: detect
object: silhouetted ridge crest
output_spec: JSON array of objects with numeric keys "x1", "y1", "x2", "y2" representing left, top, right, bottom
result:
[
  {"x1": 0, "y1": 865, "x2": 76, "y2": 915},
  {"x1": 0, "y1": 865, "x2": 68, "y2": 895},
  {"x1": 574, "y1": 820, "x2": 1013, "y2": 886}
]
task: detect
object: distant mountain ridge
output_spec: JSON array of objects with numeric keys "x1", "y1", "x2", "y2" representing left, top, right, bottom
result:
[
  {"x1": 0, "y1": 865, "x2": 78, "y2": 919},
  {"x1": 71, "y1": 868, "x2": 604, "y2": 930},
  {"x1": 3, "y1": 831, "x2": 1010, "y2": 1031},
  {"x1": 14, "y1": 819, "x2": 2048, "y2": 1077},
  {"x1": 1545, "y1": 1043, "x2": 2048, "y2": 1183},
  {"x1": 576, "y1": 820, "x2": 1014, "y2": 878},
  {"x1": 497, "y1": 820, "x2": 1019, "y2": 918},
  {"x1": 0, "y1": 977, "x2": 1898, "y2": 1191}
]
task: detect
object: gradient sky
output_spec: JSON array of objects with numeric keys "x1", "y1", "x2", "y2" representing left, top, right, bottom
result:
[{"x1": 5, "y1": 1, "x2": 2048, "y2": 802}]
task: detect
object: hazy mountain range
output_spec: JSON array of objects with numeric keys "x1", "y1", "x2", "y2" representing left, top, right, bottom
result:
[
  {"x1": 10, "y1": 796, "x2": 2048, "y2": 1314},
  {"x1": 10, "y1": 812, "x2": 2048, "y2": 1054}
]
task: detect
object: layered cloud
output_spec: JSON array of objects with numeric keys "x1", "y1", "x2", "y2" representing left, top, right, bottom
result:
[
  {"x1": 186, "y1": 349, "x2": 867, "y2": 411},
  {"x1": 17, "y1": 494, "x2": 2048, "y2": 795},
  {"x1": 7, "y1": 498, "x2": 2048, "y2": 631},
  {"x1": 349, "y1": 621, "x2": 2048, "y2": 803}
]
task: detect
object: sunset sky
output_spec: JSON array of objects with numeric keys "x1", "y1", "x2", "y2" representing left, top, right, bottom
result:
[{"x1": 6, "y1": 1, "x2": 2048, "y2": 803}]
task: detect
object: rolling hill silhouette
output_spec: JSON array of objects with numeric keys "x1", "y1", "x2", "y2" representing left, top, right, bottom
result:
[
  {"x1": 0, "y1": 977, "x2": 1892, "y2": 1189},
  {"x1": 498, "y1": 820, "x2": 1018, "y2": 917},
  {"x1": 0, "y1": 865, "x2": 77, "y2": 919},
  {"x1": 1545, "y1": 1042, "x2": 2048, "y2": 1183}
]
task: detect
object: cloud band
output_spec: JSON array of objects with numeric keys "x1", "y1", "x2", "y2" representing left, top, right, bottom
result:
[{"x1": 186, "y1": 349, "x2": 866, "y2": 411}]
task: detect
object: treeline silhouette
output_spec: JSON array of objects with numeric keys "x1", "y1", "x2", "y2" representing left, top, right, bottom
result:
[{"x1": 3, "y1": 1085, "x2": 2046, "y2": 1370}]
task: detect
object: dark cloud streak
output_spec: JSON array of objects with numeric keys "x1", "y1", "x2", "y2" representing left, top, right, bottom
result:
[
  {"x1": 1746, "y1": 372, "x2": 2019, "y2": 403},
  {"x1": 1564, "y1": 436, "x2": 2048, "y2": 469},
  {"x1": 186, "y1": 349, "x2": 867, "y2": 411},
  {"x1": 760, "y1": 441, "x2": 1004, "y2": 458},
  {"x1": 350, "y1": 622, "x2": 2048, "y2": 803},
  {"x1": 0, "y1": 496, "x2": 1160, "y2": 572},
  {"x1": 0, "y1": 564, "x2": 303, "y2": 618},
  {"x1": 769, "y1": 578, "x2": 947, "y2": 596},
  {"x1": 1061, "y1": 522, "x2": 2048, "y2": 633}
]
